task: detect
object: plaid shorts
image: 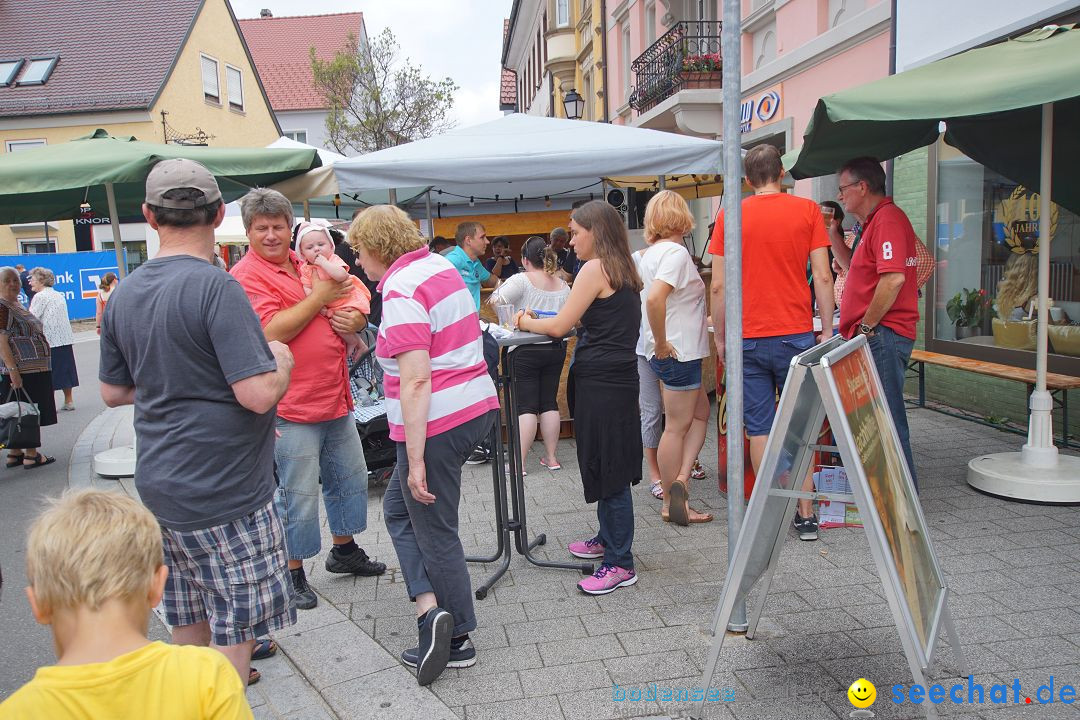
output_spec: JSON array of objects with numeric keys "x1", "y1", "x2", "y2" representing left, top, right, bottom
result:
[{"x1": 161, "y1": 500, "x2": 297, "y2": 646}]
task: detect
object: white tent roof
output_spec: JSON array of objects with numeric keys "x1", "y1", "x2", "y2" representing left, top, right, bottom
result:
[{"x1": 331, "y1": 114, "x2": 725, "y2": 204}]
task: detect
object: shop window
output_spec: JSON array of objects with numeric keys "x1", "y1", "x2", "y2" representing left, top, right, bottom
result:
[
  {"x1": 226, "y1": 65, "x2": 244, "y2": 111},
  {"x1": 18, "y1": 238, "x2": 56, "y2": 254},
  {"x1": 18, "y1": 56, "x2": 58, "y2": 86},
  {"x1": 934, "y1": 148, "x2": 1080, "y2": 361},
  {"x1": 201, "y1": 54, "x2": 220, "y2": 103}
]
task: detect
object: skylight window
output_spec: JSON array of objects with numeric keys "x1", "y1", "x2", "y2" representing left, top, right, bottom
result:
[
  {"x1": 18, "y1": 56, "x2": 58, "y2": 85},
  {"x1": 0, "y1": 60, "x2": 23, "y2": 86}
]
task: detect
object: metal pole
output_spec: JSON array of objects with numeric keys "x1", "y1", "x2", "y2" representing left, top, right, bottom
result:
[
  {"x1": 721, "y1": 0, "x2": 747, "y2": 632},
  {"x1": 425, "y1": 190, "x2": 435, "y2": 240},
  {"x1": 388, "y1": 188, "x2": 398, "y2": 206},
  {"x1": 1022, "y1": 102, "x2": 1057, "y2": 466},
  {"x1": 104, "y1": 182, "x2": 127, "y2": 278}
]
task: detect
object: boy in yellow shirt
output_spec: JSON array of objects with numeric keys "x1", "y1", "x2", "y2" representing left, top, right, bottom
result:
[{"x1": 0, "y1": 490, "x2": 252, "y2": 719}]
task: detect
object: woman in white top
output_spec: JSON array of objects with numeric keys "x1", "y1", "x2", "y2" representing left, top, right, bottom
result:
[
  {"x1": 28, "y1": 267, "x2": 79, "y2": 411},
  {"x1": 490, "y1": 237, "x2": 570, "y2": 473},
  {"x1": 638, "y1": 191, "x2": 712, "y2": 525}
]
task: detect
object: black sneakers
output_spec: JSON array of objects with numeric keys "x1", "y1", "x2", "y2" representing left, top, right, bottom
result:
[
  {"x1": 465, "y1": 445, "x2": 490, "y2": 465},
  {"x1": 324, "y1": 546, "x2": 386, "y2": 576},
  {"x1": 401, "y1": 637, "x2": 477, "y2": 670},
  {"x1": 413, "y1": 607, "x2": 453, "y2": 686},
  {"x1": 792, "y1": 511, "x2": 819, "y2": 541},
  {"x1": 289, "y1": 567, "x2": 318, "y2": 610}
]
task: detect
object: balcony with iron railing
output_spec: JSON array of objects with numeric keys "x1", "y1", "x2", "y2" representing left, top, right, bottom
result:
[{"x1": 629, "y1": 20, "x2": 722, "y2": 114}]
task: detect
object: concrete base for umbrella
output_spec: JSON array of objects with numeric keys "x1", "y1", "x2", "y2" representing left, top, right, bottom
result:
[
  {"x1": 968, "y1": 452, "x2": 1080, "y2": 503},
  {"x1": 94, "y1": 446, "x2": 135, "y2": 478}
]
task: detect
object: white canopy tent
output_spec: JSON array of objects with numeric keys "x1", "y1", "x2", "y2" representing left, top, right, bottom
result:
[{"x1": 330, "y1": 113, "x2": 726, "y2": 211}]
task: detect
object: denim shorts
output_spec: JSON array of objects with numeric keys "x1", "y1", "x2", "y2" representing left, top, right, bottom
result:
[
  {"x1": 647, "y1": 356, "x2": 703, "y2": 391},
  {"x1": 742, "y1": 332, "x2": 815, "y2": 436}
]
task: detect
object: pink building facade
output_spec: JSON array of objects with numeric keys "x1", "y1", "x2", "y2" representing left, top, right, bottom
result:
[{"x1": 606, "y1": 0, "x2": 892, "y2": 199}]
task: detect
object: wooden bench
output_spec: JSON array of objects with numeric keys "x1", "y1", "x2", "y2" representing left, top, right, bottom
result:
[{"x1": 906, "y1": 349, "x2": 1080, "y2": 448}]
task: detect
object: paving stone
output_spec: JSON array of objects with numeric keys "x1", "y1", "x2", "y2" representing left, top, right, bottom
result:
[
  {"x1": 508, "y1": 616, "x2": 589, "y2": 645},
  {"x1": 728, "y1": 697, "x2": 841, "y2": 720},
  {"x1": 997, "y1": 607, "x2": 1080, "y2": 639},
  {"x1": 771, "y1": 607, "x2": 864, "y2": 635},
  {"x1": 518, "y1": 660, "x2": 613, "y2": 698},
  {"x1": 320, "y1": 665, "x2": 455, "y2": 720},
  {"x1": 796, "y1": 584, "x2": 885, "y2": 609},
  {"x1": 250, "y1": 671, "x2": 330, "y2": 717},
  {"x1": 767, "y1": 630, "x2": 869, "y2": 663},
  {"x1": 274, "y1": 620, "x2": 398, "y2": 690},
  {"x1": 429, "y1": 670, "x2": 523, "y2": 706},
  {"x1": 521, "y1": 593, "x2": 602, "y2": 621},
  {"x1": 582, "y1": 606, "x2": 665, "y2": 636},
  {"x1": 991, "y1": 586, "x2": 1078, "y2": 612},
  {"x1": 537, "y1": 633, "x2": 626, "y2": 666},
  {"x1": 617, "y1": 623, "x2": 710, "y2": 657},
  {"x1": 604, "y1": 650, "x2": 700, "y2": 686},
  {"x1": 982, "y1": 638, "x2": 1080, "y2": 670},
  {"x1": 951, "y1": 616, "x2": 1028, "y2": 645},
  {"x1": 558, "y1": 684, "x2": 661, "y2": 720},
  {"x1": 464, "y1": 696, "x2": 565, "y2": 720}
]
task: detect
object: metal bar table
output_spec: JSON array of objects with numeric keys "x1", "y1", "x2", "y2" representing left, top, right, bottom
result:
[{"x1": 466, "y1": 329, "x2": 593, "y2": 599}]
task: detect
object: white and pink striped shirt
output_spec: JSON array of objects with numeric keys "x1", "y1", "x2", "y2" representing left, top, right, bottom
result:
[{"x1": 376, "y1": 246, "x2": 499, "y2": 441}]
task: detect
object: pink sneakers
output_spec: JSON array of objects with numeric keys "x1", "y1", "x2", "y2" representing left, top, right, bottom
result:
[
  {"x1": 568, "y1": 536, "x2": 606, "y2": 559},
  {"x1": 577, "y1": 564, "x2": 637, "y2": 595}
]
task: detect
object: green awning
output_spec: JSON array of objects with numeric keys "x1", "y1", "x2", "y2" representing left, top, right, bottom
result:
[
  {"x1": 783, "y1": 25, "x2": 1080, "y2": 213},
  {"x1": 0, "y1": 129, "x2": 321, "y2": 224}
]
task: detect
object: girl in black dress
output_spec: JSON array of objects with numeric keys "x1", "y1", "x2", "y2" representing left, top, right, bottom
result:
[{"x1": 517, "y1": 201, "x2": 643, "y2": 595}]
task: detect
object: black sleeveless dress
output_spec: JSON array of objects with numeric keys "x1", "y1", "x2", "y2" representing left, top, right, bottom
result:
[{"x1": 569, "y1": 286, "x2": 642, "y2": 503}]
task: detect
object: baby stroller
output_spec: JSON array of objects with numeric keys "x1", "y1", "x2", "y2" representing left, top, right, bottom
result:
[{"x1": 349, "y1": 325, "x2": 396, "y2": 487}]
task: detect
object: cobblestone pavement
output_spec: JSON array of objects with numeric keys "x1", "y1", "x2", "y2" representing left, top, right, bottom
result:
[{"x1": 77, "y1": 403, "x2": 1080, "y2": 719}]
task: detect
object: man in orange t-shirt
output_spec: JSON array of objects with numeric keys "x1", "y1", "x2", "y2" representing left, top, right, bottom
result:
[{"x1": 709, "y1": 144, "x2": 834, "y2": 540}]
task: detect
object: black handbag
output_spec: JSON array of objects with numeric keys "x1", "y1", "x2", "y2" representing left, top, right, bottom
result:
[{"x1": 0, "y1": 387, "x2": 40, "y2": 450}]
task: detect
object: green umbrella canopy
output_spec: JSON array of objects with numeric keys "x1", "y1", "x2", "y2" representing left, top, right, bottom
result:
[
  {"x1": 783, "y1": 25, "x2": 1080, "y2": 214},
  {"x1": 0, "y1": 129, "x2": 322, "y2": 224}
]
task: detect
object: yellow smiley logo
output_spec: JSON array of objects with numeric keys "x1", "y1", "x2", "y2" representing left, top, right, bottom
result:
[{"x1": 848, "y1": 678, "x2": 876, "y2": 708}]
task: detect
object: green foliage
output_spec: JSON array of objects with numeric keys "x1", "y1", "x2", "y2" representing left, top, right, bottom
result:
[
  {"x1": 311, "y1": 29, "x2": 459, "y2": 154},
  {"x1": 946, "y1": 288, "x2": 993, "y2": 327}
]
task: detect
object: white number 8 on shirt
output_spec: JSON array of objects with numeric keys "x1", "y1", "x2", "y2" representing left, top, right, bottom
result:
[{"x1": 881, "y1": 241, "x2": 893, "y2": 260}]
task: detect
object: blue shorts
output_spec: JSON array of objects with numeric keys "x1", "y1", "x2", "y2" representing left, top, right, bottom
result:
[
  {"x1": 742, "y1": 332, "x2": 815, "y2": 436},
  {"x1": 647, "y1": 356, "x2": 703, "y2": 391}
]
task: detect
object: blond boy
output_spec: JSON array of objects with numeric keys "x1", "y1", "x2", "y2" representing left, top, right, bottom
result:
[{"x1": 0, "y1": 490, "x2": 252, "y2": 720}]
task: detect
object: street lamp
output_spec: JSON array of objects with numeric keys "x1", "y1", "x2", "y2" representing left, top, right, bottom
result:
[{"x1": 562, "y1": 88, "x2": 585, "y2": 120}]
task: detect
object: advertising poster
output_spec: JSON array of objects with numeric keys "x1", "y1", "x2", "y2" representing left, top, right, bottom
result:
[
  {"x1": 830, "y1": 345, "x2": 943, "y2": 652},
  {"x1": 0, "y1": 251, "x2": 123, "y2": 320}
]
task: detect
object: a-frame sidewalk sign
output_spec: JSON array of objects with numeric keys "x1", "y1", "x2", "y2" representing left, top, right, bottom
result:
[{"x1": 694, "y1": 334, "x2": 969, "y2": 720}]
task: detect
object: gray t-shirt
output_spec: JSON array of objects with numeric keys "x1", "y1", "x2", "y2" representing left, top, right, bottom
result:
[{"x1": 99, "y1": 255, "x2": 278, "y2": 531}]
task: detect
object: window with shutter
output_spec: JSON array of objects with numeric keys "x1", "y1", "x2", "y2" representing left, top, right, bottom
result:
[
  {"x1": 201, "y1": 55, "x2": 219, "y2": 102},
  {"x1": 226, "y1": 65, "x2": 243, "y2": 110}
]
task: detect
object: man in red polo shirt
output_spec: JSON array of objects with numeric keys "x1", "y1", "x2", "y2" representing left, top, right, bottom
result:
[
  {"x1": 231, "y1": 188, "x2": 386, "y2": 610},
  {"x1": 834, "y1": 156, "x2": 920, "y2": 489}
]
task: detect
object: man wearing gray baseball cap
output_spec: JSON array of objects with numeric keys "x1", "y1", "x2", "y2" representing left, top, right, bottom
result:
[{"x1": 98, "y1": 158, "x2": 296, "y2": 686}]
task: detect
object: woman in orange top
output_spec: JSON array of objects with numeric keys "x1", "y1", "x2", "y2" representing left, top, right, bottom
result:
[{"x1": 95, "y1": 273, "x2": 118, "y2": 335}]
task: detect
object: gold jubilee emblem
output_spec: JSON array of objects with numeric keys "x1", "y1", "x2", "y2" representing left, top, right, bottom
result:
[{"x1": 999, "y1": 186, "x2": 1057, "y2": 255}]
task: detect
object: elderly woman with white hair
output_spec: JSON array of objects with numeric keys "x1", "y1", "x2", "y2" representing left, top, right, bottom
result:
[
  {"x1": 0, "y1": 266, "x2": 57, "y2": 468},
  {"x1": 28, "y1": 267, "x2": 79, "y2": 411}
]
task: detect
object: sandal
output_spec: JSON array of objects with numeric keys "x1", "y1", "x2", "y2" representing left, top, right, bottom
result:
[
  {"x1": 23, "y1": 455, "x2": 56, "y2": 470},
  {"x1": 649, "y1": 482, "x2": 664, "y2": 500},
  {"x1": 690, "y1": 461, "x2": 707, "y2": 481},
  {"x1": 6, "y1": 453, "x2": 23, "y2": 468},
  {"x1": 251, "y1": 638, "x2": 277, "y2": 661},
  {"x1": 248, "y1": 666, "x2": 261, "y2": 685},
  {"x1": 540, "y1": 458, "x2": 562, "y2": 471}
]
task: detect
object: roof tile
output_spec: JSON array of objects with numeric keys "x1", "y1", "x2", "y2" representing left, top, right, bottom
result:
[
  {"x1": 0, "y1": 0, "x2": 203, "y2": 117},
  {"x1": 238, "y1": 12, "x2": 363, "y2": 112}
]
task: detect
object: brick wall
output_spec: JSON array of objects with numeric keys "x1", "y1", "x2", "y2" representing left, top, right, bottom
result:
[{"x1": 892, "y1": 148, "x2": 1078, "y2": 444}]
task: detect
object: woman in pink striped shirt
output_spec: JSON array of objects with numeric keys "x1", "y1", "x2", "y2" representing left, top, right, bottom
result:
[{"x1": 349, "y1": 206, "x2": 499, "y2": 686}]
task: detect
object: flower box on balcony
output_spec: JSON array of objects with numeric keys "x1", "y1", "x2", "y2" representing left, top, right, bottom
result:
[{"x1": 679, "y1": 70, "x2": 722, "y2": 89}]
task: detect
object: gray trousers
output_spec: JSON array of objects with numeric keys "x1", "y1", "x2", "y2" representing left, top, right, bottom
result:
[
  {"x1": 383, "y1": 410, "x2": 497, "y2": 637},
  {"x1": 638, "y1": 354, "x2": 664, "y2": 449}
]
